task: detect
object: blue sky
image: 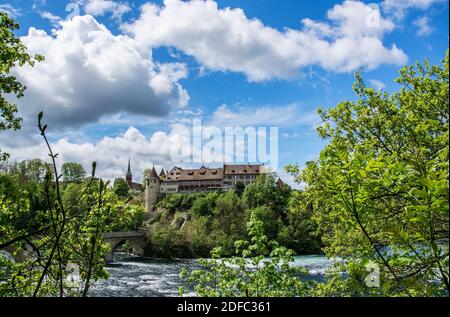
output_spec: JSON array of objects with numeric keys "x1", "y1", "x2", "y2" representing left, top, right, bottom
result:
[{"x1": 0, "y1": 0, "x2": 448, "y2": 185}]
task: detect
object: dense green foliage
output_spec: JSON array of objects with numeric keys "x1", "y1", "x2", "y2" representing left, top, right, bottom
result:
[
  {"x1": 277, "y1": 191, "x2": 322, "y2": 254},
  {"x1": 0, "y1": 12, "x2": 43, "y2": 161},
  {"x1": 184, "y1": 53, "x2": 449, "y2": 297},
  {"x1": 291, "y1": 53, "x2": 449, "y2": 296},
  {"x1": 180, "y1": 212, "x2": 311, "y2": 296},
  {"x1": 148, "y1": 174, "x2": 322, "y2": 258},
  {"x1": 113, "y1": 178, "x2": 131, "y2": 198},
  {"x1": 61, "y1": 162, "x2": 86, "y2": 183},
  {"x1": 0, "y1": 114, "x2": 145, "y2": 297}
]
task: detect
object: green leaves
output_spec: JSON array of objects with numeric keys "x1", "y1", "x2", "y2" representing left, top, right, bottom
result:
[
  {"x1": 1, "y1": 13, "x2": 43, "y2": 160},
  {"x1": 61, "y1": 162, "x2": 86, "y2": 183},
  {"x1": 180, "y1": 210, "x2": 311, "y2": 297},
  {"x1": 289, "y1": 50, "x2": 449, "y2": 296},
  {"x1": 0, "y1": 115, "x2": 136, "y2": 297}
]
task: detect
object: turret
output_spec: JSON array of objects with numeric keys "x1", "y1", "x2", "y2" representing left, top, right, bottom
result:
[
  {"x1": 276, "y1": 177, "x2": 285, "y2": 188},
  {"x1": 145, "y1": 166, "x2": 160, "y2": 214},
  {"x1": 159, "y1": 169, "x2": 166, "y2": 181}
]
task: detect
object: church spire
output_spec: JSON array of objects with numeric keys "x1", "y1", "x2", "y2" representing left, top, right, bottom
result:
[
  {"x1": 126, "y1": 157, "x2": 132, "y2": 176},
  {"x1": 126, "y1": 157, "x2": 132, "y2": 185}
]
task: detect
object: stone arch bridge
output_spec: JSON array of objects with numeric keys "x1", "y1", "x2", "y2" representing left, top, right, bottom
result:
[{"x1": 103, "y1": 230, "x2": 147, "y2": 263}]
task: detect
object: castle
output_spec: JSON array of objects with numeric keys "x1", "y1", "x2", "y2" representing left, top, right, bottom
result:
[
  {"x1": 144, "y1": 164, "x2": 265, "y2": 212},
  {"x1": 124, "y1": 162, "x2": 266, "y2": 213},
  {"x1": 121, "y1": 158, "x2": 290, "y2": 214}
]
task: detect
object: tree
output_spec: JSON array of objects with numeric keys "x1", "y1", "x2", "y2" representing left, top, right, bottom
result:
[
  {"x1": 287, "y1": 52, "x2": 449, "y2": 296},
  {"x1": 155, "y1": 193, "x2": 184, "y2": 213},
  {"x1": 61, "y1": 162, "x2": 86, "y2": 183},
  {"x1": 246, "y1": 205, "x2": 281, "y2": 241},
  {"x1": 242, "y1": 174, "x2": 290, "y2": 216},
  {"x1": 113, "y1": 177, "x2": 130, "y2": 198},
  {"x1": 0, "y1": 113, "x2": 114, "y2": 296},
  {"x1": 277, "y1": 190, "x2": 322, "y2": 254},
  {"x1": 190, "y1": 192, "x2": 217, "y2": 217},
  {"x1": 214, "y1": 190, "x2": 245, "y2": 235},
  {"x1": 62, "y1": 182, "x2": 82, "y2": 207},
  {"x1": 0, "y1": 12, "x2": 43, "y2": 160},
  {"x1": 15, "y1": 158, "x2": 51, "y2": 184},
  {"x1": 180, "y1": 211, "x2": 311, "y2": 296},
  {"x1": 234, "y1": 181, "x2": 245, "y2": 196}
]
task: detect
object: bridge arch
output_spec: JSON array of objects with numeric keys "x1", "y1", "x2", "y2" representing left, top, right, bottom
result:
[{"x1": 103, "y1": 231, "x2": 147, "y2": 263}]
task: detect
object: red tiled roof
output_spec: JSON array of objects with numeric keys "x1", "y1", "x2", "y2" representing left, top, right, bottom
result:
[
  {"x1": 178, "y1": 168, "x2": 224, "y2": 181},
  {"x1": 130, "y1": 182, "x2": 143, "y2": 191},
  {"x1": 223, "y1": 164, "x2": 263, "y2": 174}
]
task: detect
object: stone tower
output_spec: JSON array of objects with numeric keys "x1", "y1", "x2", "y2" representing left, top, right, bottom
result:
[
  {"x1": 145, "y1": 166, "x2": 160, "y2": 214},
  {"x1": 126, "y1": 157, "x2": 132, "y2": 186}
]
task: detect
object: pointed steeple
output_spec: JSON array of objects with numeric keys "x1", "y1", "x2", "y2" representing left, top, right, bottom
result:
[
  {"x1": 276, "y1": 177, "x2": 284, "y2": 187},
  {"x1": 146, "y1": 165, "x2": 159, "y2": 179},
  {"x1": 126, "y1": 157, "x2": 132, "y2": 177},
  {"x1": 126, "y1": 157, "x2": 132, "y2": 186}
]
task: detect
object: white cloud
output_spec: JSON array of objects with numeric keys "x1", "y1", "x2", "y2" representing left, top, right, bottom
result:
[
  {"x1": 413, "y1": 16, "x2": 434, "y2": 36},
  {"x1": 381, "y1": 0, "x2": 447, "y2": 19},
  {"x1": 0, "y1": 4, "x2": 21, "y2": 17},
  {"x1": 39, "y1": 11, "x2": 62, "y2": 27},
  {"x1": 8, "y1": 15, "x2": 188, "y2": 135},
  {"x1": 3, "y1": 126, "x2": 183, "y2": 182},
  {"x1": 209, "y1": 104, "x2": 320, "y2": 128},
  {"x1": 83, "y1": 0, "x2": 131, "y2": 21},
  {"x1": 123, "y1": 0, "x2": 407, "y2": 82},
  {"x1": 3, "y1": 101, "x2": 305, "y2": 181},
  {"x1": 369, "y1": 79, "x2": 386, "y2": 90},
  {"x1": 32, "y1": 0, "x2": 47, "y2": 10}
]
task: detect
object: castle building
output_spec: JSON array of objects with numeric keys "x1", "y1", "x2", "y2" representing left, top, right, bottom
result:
[
  {"x1": 223, "y1": 164, "x2": 263, "y2": 188},
  {"x1": 143, "y1": 163, "x2": 266, "y2": 213}
]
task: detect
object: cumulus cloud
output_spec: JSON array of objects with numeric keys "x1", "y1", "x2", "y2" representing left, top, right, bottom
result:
[
  {"x1": 3, "y1": 126, "x2": 182, "y2": 182},
  {"x1": 3, "y1": 116, "x2": 244, "y2": 182},
  {"x1": 8, "y1": 15, "x2": 188, "y2": 135},
  {"x1": 3, "y1": 101, "x2": 300, "y2": 181},
  {"x1": 123, "y1": 0, "x2": 407, "y2": 82},
  {"x1": 83, "y1": 0, "x2": 131, "y2": 21}
]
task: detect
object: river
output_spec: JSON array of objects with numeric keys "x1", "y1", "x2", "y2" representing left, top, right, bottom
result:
[{"x1": 88, "y1": 253, "x2": 334, "y2": 297}]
